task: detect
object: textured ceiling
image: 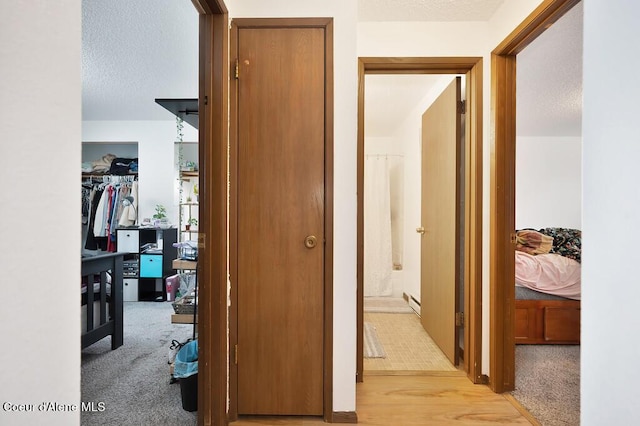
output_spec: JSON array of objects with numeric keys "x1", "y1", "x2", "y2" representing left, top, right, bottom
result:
[
  {"x1": 82, "y1": 0, "x2": 198, "y2": 122},
  {"x1": 516, "y1": 1, "x2": 583, "y2": 136},
  {"x1": 81, "y1": 0, "x2": 582, "y2": 138}
]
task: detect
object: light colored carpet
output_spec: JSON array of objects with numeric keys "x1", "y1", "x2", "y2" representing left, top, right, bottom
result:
[
  {"x1": 364, "y1": 296, "x2": 414, "y2": 313},
  {"x1": 364, "y1": 322, "x2": 386, "y2": 358},
  {"x1": 510, "y1": 345, "x2": 580, "y2": 426},
  {"x1": 82, "y1": 302, "x2": 197, "y2": 425},
  {"x1": 364, "y1": 312, "x2": 457, "y2": 371}
]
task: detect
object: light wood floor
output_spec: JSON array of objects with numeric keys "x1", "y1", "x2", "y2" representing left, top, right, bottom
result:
[{"x1": 233, "y1": 373, "x2": 534, "y2": 425}]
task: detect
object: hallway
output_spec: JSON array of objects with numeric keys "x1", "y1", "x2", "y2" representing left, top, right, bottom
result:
[{"x1": 235, "y1": 373, "x2": 534, "y2": 425}]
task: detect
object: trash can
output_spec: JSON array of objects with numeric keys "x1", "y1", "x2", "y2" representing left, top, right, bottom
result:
[{"x1": 174, "y1": 340, "x2": 198, "y2": 412}]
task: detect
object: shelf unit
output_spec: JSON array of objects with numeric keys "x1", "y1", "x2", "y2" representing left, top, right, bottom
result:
[
  {"x1": 116, "y1": 227, "x2": 178, "y2": 301},
  {"x1": 171, "y1": 259, "x2": 198, "y2": 326},
  {"x1": 178, "y1": 171, "x2": 199, "y2": 243},
  {"x1": 180, "y1": 201, "x2": 199, "y2": 240}
]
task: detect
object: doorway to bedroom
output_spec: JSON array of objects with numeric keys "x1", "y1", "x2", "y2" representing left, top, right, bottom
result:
[
  {"x1": 508, "y1": 1, "x2": 583, "y2": 424},
  {"x1": 490, "y1": 0, "x2": 582, "y2": 423}
]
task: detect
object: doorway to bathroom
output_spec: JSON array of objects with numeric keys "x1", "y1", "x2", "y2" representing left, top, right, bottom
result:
[
  {"x1": 363, "y1": 74, "x2": 454, "y2": 373},
  {"x1": 357, "y1": 57, "x2": 483, "y2": 384}
]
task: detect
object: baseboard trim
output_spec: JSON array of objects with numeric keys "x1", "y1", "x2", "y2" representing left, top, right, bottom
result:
[
  {"x1": 503, "y1": 394, "x2": 541, "y2": 426},
  {"x1": 330, "y1": 411, "x2": 358, "y2": 423},
  {"x1": 364, "y1": 369, "x2": 466, "y2": 377}
]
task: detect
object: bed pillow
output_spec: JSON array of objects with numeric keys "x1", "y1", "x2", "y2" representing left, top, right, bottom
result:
[{"x1": 515, "y1": 229, "x2": 553, "y2": 255}]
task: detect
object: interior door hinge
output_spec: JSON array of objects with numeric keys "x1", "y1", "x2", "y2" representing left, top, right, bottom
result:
[
  {"x1": 234, "y1": 58, "x2": 239, "y2": 80},
  {"x1": 198, "y1": 233, "x2": 206, "y2": 251},
  {"x1": 510, "y1": 232, "x2": 517, "y2": 245},
  {"x1": 234, "y1": 344, "x2": 238, "y2": 365},
  {"x1": 455, "y1": 312, "x2": 464, "y2": 327},
  {"x1": 458, "y1": 100, "x2": 466, "y2": 114}
]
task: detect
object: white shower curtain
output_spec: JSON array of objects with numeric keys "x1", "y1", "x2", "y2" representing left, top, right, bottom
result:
[{"x1": 364, "y1": 156, "x2": 393, "y2": 297}]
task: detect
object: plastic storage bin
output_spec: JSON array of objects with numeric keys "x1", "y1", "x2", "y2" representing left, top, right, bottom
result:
[{"x1": 140, "y1": 254, "x2": 163, "y2": 277}]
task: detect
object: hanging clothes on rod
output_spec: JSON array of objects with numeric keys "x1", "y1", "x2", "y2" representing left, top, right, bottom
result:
[
  {"x1": 118, "y1": 179, "x2": 138, "y2": 228},
  {"x1": 83, "y1": 175, "x2": 138, "y2": 252}
]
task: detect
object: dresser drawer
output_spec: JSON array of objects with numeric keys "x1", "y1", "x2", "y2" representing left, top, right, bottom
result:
[{"x1": 140, "y1": 254, "x2": 163, "y2": 277}]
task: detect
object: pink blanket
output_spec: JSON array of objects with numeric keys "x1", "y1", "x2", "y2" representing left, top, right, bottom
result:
[{"x1": 515, "y1": 251, "x2": 581, "y2": 300}]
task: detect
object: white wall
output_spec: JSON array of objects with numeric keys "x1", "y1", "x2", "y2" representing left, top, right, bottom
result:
[
  {"x1": 83, "y1": 120, "x2": 198, "y2": 226},
  {"x1": 516, "y1": 136, "x2": 582, "y2": 229},
  {"x1": 365, "y1": 137, "x2": 403, "y2": 156},
  {"x1": 82, "y1": 142, "x2": 138, "y2": 163},
  {"x1": 229, "y1": 0, "x2": 359, "y2": 412},
  {"x1": 582, "y1": 1, "x2": 640, "y2": 424},
  {"x1": 0, "y1": 1, "x2": 81, "y2": 425}
]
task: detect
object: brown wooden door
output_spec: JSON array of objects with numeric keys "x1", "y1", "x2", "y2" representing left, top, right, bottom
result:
[
  {"x1": 420, "y1": 77, "x2": 461, "y2": 366},
  {"x1": 235, "y1": 25, "x2": 325, "y2": 415}
]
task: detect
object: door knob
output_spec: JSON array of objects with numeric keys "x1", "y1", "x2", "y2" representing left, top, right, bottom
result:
[
  {"x1": 416, "y1": 227, "x2": 425, "y2": 235},
  {"x1": 304, "y1": 235, "x2": 317, "y2": 249}
]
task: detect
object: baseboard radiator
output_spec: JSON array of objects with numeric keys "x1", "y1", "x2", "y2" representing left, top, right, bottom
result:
[{"x1": 404, "y1": 292, "x2": 421, "y2": 316}]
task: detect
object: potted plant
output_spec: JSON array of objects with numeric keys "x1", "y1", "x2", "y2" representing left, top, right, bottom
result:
[
  {"x1": 186, "y1": 217, "x2": 198, "y2": 231},
  {"x1": 182, "y1": 161, "x2": 197, "y2": 172},
  {"x1": 153, "y1": 204, "x2": 169, "y2": 228},
  {"x1": 153, "y1": 204, "x2": 167, "y2": 219}
]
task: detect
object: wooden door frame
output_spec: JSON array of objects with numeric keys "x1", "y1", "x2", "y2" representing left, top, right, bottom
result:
[
  {"x1": 227, "y1": 18, "x2": 335, "y2": 423},
  {"x1": 191, "y1": 0, "x2": 229, "y2": 424},
  {"x1": 357, "y1": 57, "x2": 484, "y2": 385},
  {"x1": 489, "y1": 0, "x2": 581, "y2": 393}
]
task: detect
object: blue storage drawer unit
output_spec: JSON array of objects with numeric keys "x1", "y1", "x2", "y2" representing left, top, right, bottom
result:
[{"x1": 140, "y1": 254, "x2": 163, "y2": 278}]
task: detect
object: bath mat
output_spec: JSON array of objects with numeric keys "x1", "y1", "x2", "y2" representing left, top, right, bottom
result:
[{"x1": 364, "y1": 322, "x2": 386, "y2": 358}]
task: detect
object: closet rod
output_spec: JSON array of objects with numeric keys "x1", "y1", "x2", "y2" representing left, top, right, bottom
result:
[
  {"x1": 81, "y1": 173, "x2": 138, "y2": 178},
  {"x1": 81, "y1": 174, "x2": 137, "y2": 184}
]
